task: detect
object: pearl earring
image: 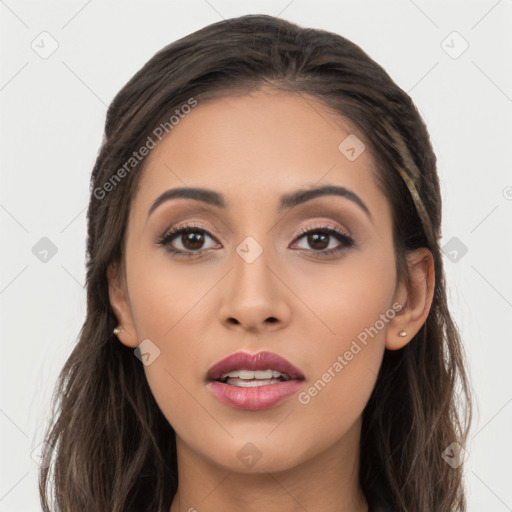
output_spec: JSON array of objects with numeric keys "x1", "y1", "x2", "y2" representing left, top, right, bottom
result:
[
  {"x1": 113, "y1": 327, "x2": 124, "y2": 335},
  {"x1": 399, "y1": 330, "x2": 407, "y2": 337}
]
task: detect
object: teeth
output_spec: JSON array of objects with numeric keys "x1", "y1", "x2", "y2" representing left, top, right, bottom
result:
[
  {"x1": 221, "y1": 369, "x2": 291, "y2": 381},
  {"x1": 225, "y1": 378, "x2": 282, "y2": 387}
]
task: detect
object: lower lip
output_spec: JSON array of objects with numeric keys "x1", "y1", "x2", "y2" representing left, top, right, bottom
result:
[{"x1": 207, "y1": 379, "x2": 305, "y2": 410}]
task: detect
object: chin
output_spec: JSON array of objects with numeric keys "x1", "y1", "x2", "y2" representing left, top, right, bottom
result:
[{"x1": 196, "y1": 434, "x2": 312, "y2": 475}]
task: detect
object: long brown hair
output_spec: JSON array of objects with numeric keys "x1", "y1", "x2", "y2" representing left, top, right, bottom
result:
[{"x1": 39, "y1": 14, "x2": 472, "y2": 511}]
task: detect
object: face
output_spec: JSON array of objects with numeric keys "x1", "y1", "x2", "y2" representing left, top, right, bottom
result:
[{"x1": 110, "y1": 88, "x2": 413, "y2": 473}]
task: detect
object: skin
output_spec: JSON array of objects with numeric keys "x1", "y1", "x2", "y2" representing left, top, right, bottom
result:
[{"x1": 108, "y1": 87, "x2": 435, "y2": 512}]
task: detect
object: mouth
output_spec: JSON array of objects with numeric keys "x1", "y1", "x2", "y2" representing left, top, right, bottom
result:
[
  {"x1": 206, "y1": 350, "x2": 305, "y2": 410},
  {"x1": 206, "y1": 350, "x2": 305, "y2": 384},
  {"x1": 217, "y1": 369, "x2": 293, "y2": 387}
]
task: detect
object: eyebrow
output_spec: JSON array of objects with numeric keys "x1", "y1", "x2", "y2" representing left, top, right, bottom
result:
[{"x1": 147, "y1": 184, "x2": 372, "y2": 221}]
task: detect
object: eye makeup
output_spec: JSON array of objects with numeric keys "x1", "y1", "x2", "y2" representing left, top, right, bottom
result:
[{"x1": 155, "y1": 221, "x2": 355, "y2": 259}]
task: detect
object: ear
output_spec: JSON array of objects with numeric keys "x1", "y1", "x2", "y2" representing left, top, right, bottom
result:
[
  {"x1": 385, "y1": 248, "x2": 435, "y2": 350},
  {"x1": 107, "y1": 262, "x2": 138, "y2": 348}
]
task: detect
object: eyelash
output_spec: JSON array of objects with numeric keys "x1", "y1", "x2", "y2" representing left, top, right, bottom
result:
[{"x1": 156, "y1": 222, "x2": 355, "y2": 259}]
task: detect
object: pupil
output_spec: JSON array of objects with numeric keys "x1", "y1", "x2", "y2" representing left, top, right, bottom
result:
[
  {"x1": 309, "y1": 232, "x2": 328, "y2": 250},
  {"x1": 183, "y1": 231, "x2": 204, "y2": 250}
]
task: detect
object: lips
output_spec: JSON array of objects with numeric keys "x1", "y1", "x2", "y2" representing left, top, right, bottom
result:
[
  {"x1": 206, "y1": 350, "x2": 306, "y2": 411},
  {"x1": 206, "y1": 350, "x2": 305, "y2": 382}
]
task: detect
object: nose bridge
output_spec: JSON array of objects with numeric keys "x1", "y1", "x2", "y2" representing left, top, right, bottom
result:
[
  {"x1": 219, "y1": 231, "x2": 291, "y2": 331},
  {"x1": 235, "y1": 234, "x2": 272, "y2": 293}
]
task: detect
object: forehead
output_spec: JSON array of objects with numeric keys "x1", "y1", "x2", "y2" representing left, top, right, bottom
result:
[{"x1": 132, "y1": 88, "x2": 387, "y2": 219}]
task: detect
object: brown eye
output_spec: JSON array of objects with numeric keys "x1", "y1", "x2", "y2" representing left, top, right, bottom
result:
[
  {"x1": 292, "y1": 226, "x2": 355, "y2": 256},
  {"x1": 305, "y1": 232, "x2": 330, "y2": 250},
  {"x1": 179, "y1": 230, "x2": 207, "y2": 250},
  {"x1": 157, "y1": 225, "x2": 219, "y2": 256}
]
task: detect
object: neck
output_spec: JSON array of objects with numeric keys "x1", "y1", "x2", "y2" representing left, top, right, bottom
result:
[{"x1": 169, "y1": 417, "x2": 368, "y2": 512}]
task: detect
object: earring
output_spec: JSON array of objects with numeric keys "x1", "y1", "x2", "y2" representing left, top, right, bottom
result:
[
  {"x1": 113, "y1": 327, "x2": 124, "y2": 335},
  {"x1": 399, "y1": 330, "x2": 407, "y2": 337}
]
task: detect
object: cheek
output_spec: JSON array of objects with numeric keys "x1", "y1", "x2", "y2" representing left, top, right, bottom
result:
[
  {"x1": 298, "y1": 337, "x2": 384, "y2": 419},
  {"x1": 281, "y1": 248, "x2": 395, "y2": 416},
  {"x1": 290, "y1": 262, "x2": 390, "y2": 458},
  {"x1": 127, "y1": 245, "x2": 219, "y2": 339},
  {"x1": 125, "y1": 250, "x2": 220, "y2": 430},
  {"x1": 280, "y1": 245, "x2": 397, "y2": 348}
]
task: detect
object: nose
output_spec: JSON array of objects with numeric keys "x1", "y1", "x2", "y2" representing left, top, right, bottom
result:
[{"x1": 219, "y1": 246, "x2": 292, "y2": 334}]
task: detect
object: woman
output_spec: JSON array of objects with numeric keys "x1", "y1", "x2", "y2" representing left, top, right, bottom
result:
[{"x1": 39, "y1": 14, "x2": 472, "y2": 512}]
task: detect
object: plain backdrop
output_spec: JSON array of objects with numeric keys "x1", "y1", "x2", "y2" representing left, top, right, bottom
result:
[{"x1": 1, "y1": 1, "x2": 511, "y2": 510}]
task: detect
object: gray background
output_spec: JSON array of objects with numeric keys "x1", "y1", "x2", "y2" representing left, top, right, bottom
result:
[{"x1": 1, "y1": 0, "x2": 511, "y2": 510}]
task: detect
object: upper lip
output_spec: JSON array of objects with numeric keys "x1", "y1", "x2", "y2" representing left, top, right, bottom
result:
[{"x1": 206, "y1": 350, "x2": 305, "y2": 381}]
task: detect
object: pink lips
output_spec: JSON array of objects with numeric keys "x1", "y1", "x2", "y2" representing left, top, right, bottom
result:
[
  {"x1": 206, "y1": 350, "x2": 305, "y2": 381},
  {"x1": 206, "y1": 350, "x2": 305, "y2": 411}
]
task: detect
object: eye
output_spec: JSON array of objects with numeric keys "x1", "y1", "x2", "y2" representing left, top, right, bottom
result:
[
  {"x1": 157, "y1": 223, "x2": 219, "y2": 257},
  {"x1": 291, "y1": 224, "x2": 355, "y2": 257},
  {"x1": 156, "y1": 222, "x2": 355, "y2": 259}
]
